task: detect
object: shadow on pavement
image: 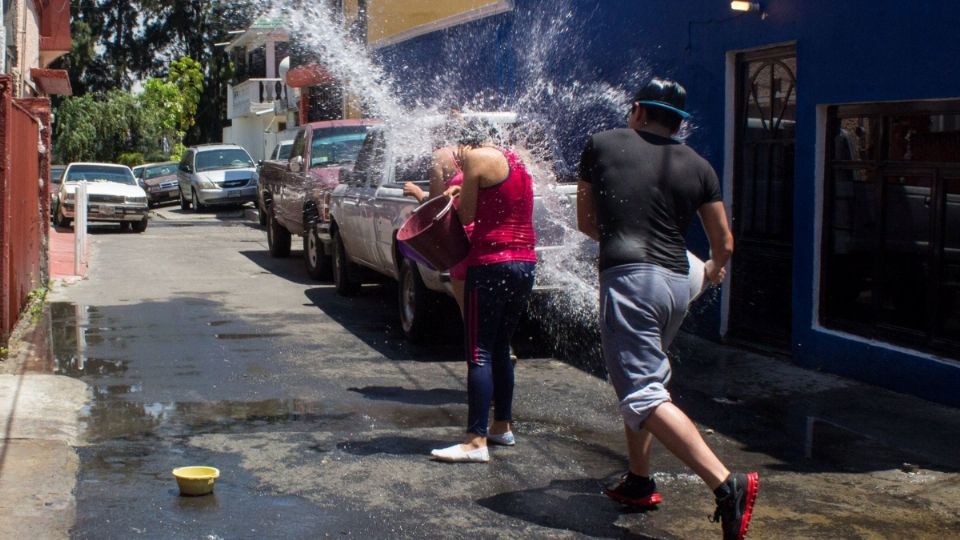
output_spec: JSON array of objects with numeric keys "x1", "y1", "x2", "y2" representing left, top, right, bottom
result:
[
  {"x1": 347, "y1": 385, "x2": 465, "y2": 405},
  {"x1": 476, "y1": 478, "x2": 672, "y2": 540},
  {"x1": 302, "y1": 284, "x2": 462, "y2": 363},
  {"x1": 336, "y1": 435, "x2": 451, "y2": 456}
]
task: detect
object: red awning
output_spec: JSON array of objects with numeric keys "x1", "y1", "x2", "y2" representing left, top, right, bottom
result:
[
  {"x1": 285, "y1": 63, "x2": 335, "y2": 88},
  {"x1": 31, "y1": 68, "x2": 72, "y2": 96}
]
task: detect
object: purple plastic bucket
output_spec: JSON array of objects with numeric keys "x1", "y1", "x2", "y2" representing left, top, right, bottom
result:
[{"x1": 397, "y1": 196, "x2": 470, "y2": 271}]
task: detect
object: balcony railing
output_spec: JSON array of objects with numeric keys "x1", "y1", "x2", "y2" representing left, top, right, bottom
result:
[{"x1": 229, "y1": 78, "x2": 284, "y2": 119}]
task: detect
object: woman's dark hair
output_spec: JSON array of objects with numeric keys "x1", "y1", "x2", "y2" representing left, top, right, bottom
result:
[{"x1": 457, "y1": 118, "x2": 493, "y2": 146}]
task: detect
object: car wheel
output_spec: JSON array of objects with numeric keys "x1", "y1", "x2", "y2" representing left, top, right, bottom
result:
[
  {"x1": 54, "y1": 205, "x2": 72, "y2": 228},
  {"x1": 191, "y1": 189, "x2": 205, "y2": 212},
  {"x1": 398, "y1": 257, "x2": 439, "y2": 343},
  {"x1": 303, "y1": 225, "x2": 332, "y2": 281},
  {"x1": 119, "y1": 221, "x2": 131, "y2": 232},
  {"x1": 258, "y1": 201, "x2": 268, "y2": 227},
  {"x1": 179, "y1": 189, "x2": 191, "y2": 211},
  {"x1": 267, "y1": 209, "x2": 291, "y2": 257},
  {"x1": 132, "y1": 218, "x2": 148, "y2": 233},
  {"x1": 332, "y1": 230, "x2": 361, "y2": 296}
]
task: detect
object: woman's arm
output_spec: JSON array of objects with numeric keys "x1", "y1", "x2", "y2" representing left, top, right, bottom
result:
[
  {"x1": 428, "y1": 148, "x2": 455, "y2": 199},
  {"x1": 454, "y1": 150, "x2": 481, "y2": 224}
]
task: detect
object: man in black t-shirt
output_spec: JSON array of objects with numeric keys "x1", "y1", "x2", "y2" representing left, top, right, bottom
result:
[{"x1": 577, "y1": 78, "x2": 758, "y2": 540}]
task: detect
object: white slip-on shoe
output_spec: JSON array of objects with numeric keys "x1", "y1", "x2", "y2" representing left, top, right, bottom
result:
[
  {"x1": 430, "y1": 444, "x2": 490, "y2": 463},
  {"x1": 487, "y1": 431, "x2": 515, "y2": 446}
]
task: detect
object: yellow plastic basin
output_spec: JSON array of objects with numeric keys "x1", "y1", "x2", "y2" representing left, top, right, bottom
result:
[{"x1": 172, "y1": 466, "x2": 220, "y2": 496}]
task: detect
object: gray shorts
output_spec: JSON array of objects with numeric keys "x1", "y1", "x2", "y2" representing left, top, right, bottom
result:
[{"x1": 599, "y1": 263, "x2": 690, "y2": 431}]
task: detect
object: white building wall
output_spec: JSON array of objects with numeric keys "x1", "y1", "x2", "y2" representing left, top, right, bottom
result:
[{"x1": 224, "y1": 115, "x2": 288, "y2": 163}]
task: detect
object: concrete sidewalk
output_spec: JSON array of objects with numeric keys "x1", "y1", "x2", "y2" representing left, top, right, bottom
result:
[
  {"x1": 0, "y1": 226, "x2": 90, "y2": 539},
  {"x1": 0, "y1": 309, "x2": 87, "y2": 540}
]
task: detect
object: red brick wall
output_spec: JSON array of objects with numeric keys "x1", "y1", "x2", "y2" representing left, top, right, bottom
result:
[{"x1": 0, "y1": 76, "x2": 48, "y2": 341}]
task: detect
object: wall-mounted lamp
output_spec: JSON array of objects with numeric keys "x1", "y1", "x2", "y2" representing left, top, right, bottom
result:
[
  {"x1": 730, "y1": 1, "x2": 767, "y2": 19},
  {"x1": 730, "y1": 1, "x2": 761, "y2": 13}
]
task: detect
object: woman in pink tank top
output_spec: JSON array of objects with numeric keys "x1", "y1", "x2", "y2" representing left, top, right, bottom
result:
[{"x1": 430, "y1": 121, "x2": 537, "y2": 463}]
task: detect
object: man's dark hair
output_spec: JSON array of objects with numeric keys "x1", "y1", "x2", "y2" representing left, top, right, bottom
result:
[
  {"x1": 633, "y1": 77, "x2": 689, "y2": 133},
  {"x1": 643, "y1": 106, "x2": 684, "y2": 132}
]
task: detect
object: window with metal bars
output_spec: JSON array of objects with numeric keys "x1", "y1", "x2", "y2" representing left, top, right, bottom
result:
[{"x1": 821, "y1": 100, "x2": 960, "y2": 359}]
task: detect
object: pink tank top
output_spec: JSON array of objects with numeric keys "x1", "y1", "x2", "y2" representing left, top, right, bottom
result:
[{"x1": 459, "y1": 148, "x2": 537, "y2": 268}]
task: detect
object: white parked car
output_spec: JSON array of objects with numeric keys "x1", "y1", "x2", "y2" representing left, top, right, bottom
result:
[{"x1": 54, "y1": 162, "x2": 150, "y2": 232}]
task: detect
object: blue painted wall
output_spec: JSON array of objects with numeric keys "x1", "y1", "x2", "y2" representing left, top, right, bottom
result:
[{"x1": 376, "y1": 0, "x2": 960, "y2": 406}]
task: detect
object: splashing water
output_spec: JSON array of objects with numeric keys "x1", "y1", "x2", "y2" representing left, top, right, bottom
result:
[{"x1": 260, "y1": 1, "x2": 713, "y2": 363}]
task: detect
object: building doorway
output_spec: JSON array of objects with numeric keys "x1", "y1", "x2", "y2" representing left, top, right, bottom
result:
[{"x1": 728, "y1": 45, "x2": 797, "y2": 348}]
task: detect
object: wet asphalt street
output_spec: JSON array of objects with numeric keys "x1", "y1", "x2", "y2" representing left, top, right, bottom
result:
[{"x1": 42, "y1": 204, "x2": 960, "y2": 539}]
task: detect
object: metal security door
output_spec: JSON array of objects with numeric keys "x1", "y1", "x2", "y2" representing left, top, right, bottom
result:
[{"x1": 728, "y1": 46, "x2": 797, "y2": 347}]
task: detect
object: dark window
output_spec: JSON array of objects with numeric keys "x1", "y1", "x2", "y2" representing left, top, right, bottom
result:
[
  {"x1": 307, "y1": 85, "x2": 344, "y2": 122},
  {"x1": 822, "y1": 100, "x2": 960, "y2": 359},
  {"x1": 290, "y1": 130, "x2": 307, "y2": 162},
  {"x1": 352, "y1": 130, "x2": 385, "y2": 185},
  {"x1": 247, "y1": 46, "x2": 266, "y2": 79}
]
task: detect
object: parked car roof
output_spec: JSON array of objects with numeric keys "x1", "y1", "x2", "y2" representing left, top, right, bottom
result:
[
  {"x1": 189, "y1": 143, "x2": 248, "y2": 151},
  {"x1": 302, "y1": 118, "x2": 382, "y2": 130}
]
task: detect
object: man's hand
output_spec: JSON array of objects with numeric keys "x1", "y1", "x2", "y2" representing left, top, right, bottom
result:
[{"x1": 703, "y1": 259, "x2": 727, "y2": 286}]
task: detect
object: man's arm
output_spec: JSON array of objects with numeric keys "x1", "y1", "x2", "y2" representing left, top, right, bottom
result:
[
  {"x1": 698, "y1": 201, "x2": 734, "y2": 284},
  {"x1": 577, "y1": 180, "x2": 599, "y2": 241}
]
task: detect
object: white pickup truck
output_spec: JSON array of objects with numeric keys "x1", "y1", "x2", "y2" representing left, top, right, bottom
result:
[{"x1": 327, "y1": 112, "x2": 580, "y2": 341}]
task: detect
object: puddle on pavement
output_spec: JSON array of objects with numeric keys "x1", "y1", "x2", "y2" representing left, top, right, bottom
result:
[
  {"x1": 214, "y1": 332, "x2": 287, "y2": 340},
  {"x1": 47, "y1": 302, "x2": 353, "y2": 442},
  {"x1": 81, "y1": 397, "x2": 352, "y2": 441}
]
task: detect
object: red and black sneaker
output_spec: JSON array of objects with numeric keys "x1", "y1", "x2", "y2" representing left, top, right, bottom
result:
[
  {"x1": 603, "y1": 472, "x2": 663, "y2": 508},
  {"x1": 711, "y1": 472, "x2": 760, "y2": 540}
]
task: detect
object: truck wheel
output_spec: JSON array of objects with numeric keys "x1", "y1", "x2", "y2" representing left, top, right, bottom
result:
[
  {"x1": 304, "y1": 225, "x2": 332, "y2": 281},
  {"x1": 132, "y1": 218, "x2": 148, "y2": 233},
  {"x1": 258, "y1": 201, "x2": 267, "y2": 227},
  {"x1": 332, "y1": 230, "x2": 361, "y2": 296},
  {"x1": 179, "y1": 189, "x2": 191, "y2": 211},
  {"x1": 398, "y1": 258, "x2": 439, "y2": 343},
  {"x1": 267, "y1": 209, "x2": 291, "y2": 257}
]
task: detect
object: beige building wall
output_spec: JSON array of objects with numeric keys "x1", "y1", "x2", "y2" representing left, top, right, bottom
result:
[
  {"x1": 4, "y1": 0, "x2": 42, "y2": 97},
  {"x1": 363, "y1": 0, "x2": 513, "y2": 48}
]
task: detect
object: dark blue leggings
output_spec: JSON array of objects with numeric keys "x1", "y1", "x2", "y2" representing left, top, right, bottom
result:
[{"x1": 464, "y1": 261, "x2": 535, "y2": 436}]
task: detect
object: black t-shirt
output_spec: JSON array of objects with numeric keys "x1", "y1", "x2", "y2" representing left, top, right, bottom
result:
[{"x1": 578, "y1": 129, "x2": 722, "y2": 274}]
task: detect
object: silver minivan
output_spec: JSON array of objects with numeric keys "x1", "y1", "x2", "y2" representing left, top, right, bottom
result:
[{"x1": 178, "y1": 144, "x2": 258, "y2": 212}]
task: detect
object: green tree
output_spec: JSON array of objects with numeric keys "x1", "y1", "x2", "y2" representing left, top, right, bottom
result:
[
  {"x1": 53, "y1": 95, "x2": 99, "y2": 162},
  {"x1": 52, "y1": 0, "x2": 257, "y2": 145},
  {"x1": 168, "y1": 57, "x2": 204, "y2": 134}
]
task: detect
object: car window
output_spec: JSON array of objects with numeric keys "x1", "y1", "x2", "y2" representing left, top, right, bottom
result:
[
  {"x1": 64, "y1": 165, "x2": 138, "y2": 185},
  {"x1": 309, "y1": 126, "x2": 369, "y2": 169},
  {"x1": 352, "y1": 131, "x2": 385, "y2": 185},
  {"x1": 179, "y1": 152, "x2": 193, "y2": 172},
  {"x1": 277, "y1": 142, "x2": 293, "y2": 160},
  {"x1": 51, "y1": 167, "x2": 65, "y2": 184},
  {"x1": 195, "y1": 148, "x2": 254, "y2": 171},
  {"x1": 289, "y1": 131, "x2": 307, "y2": 162},
  {"x1": 392, "y1": 155, "x2": 432, "y2": 187},
  {"x1": 144, "y1": 164, "x2": 175, "y2": 179}
]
